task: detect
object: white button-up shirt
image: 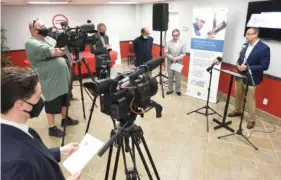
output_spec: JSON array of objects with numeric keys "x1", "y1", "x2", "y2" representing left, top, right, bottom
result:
[{"x1": 243, "y1": 39, "x2": 260, "y2": 65}]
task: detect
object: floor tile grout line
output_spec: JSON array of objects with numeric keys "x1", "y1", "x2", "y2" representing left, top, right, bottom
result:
[{"x1": 260, "y1": 115, "x2": 280, "y2": 165}]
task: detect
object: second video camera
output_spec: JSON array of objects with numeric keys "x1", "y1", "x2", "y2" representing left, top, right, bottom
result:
[{"x1": 84, "y1": 57, "x2": 164, "y2": 123}]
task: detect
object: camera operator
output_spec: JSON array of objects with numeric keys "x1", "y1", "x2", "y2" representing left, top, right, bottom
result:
[
  {"x1": 25, "y1": 19, "x2": 79, "y2": 138},
  {"x1": 90, "y1": 23, "x2": 112, "y2": 79},
  {"x1": 1, "y1": 67, "x2": 81, "y2": 180}
]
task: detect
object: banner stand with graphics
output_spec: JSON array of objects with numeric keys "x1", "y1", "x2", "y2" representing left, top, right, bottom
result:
[
  {"x1": 186, "y1": 7, "x2": 228, "y2": 103},
  {"x1": 185, "y1": 7, "x2": 228, "y2": 132}
]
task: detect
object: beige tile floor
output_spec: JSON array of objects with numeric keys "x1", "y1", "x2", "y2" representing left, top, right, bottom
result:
[{"x1": 28, "y1": 63, "x2": 281, "y2": 180}]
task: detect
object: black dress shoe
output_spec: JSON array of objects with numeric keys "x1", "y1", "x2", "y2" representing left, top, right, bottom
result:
[
  {"x1": 61, "y1": 117, "x2": 79, "y2": 127},
  {"x1": 49, "y1": 126, "x2": 65, "y2": 138},
  {"x1": 176, "y1": 92, "x2": 181, "y2": 96},
  {"x1": 227, "y1": 111, "x2": 242, "y2": 117},
  {"x1": 70, "y1": 97, "x2": 79, "y2": 101},
  {"x1": 166, "y1": 91, "x2": 173, "y2": 95}
]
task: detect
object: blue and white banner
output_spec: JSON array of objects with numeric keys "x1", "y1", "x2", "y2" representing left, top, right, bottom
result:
[{"x1": 186, "y1": 7, "x2": 228, "y2": 103}]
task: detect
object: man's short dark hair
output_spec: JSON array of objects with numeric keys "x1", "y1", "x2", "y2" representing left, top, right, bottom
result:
[
  {"x1": 141, "y1": 28, "x2": 146, "y2": 34},
  {"x1": 249, "y1": 27, "x2": 260, "y2": 35},
  {"x1": 1, "y1": 67, "x2": 39, "y2": 114},
  {"x1": 87, "y1": 20, "x2": 91, "y2": 23}
]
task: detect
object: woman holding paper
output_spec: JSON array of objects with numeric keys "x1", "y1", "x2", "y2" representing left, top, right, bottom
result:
[{"x1": 165, "y1": 29, "x2": 186, "y2": 96}]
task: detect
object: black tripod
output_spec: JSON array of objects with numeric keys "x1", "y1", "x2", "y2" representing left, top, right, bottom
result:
[
  {"x1": 154, "y1": 30, "x2": 168, "y2": 98},
  {"x1": 218, "y1": 75, "x2": 258, "y2": 150},
  {"x1": 84, "y1": 86, "x2": 98, "y2": 135},
  {"x1": 102, "y1": 122, "x2": 160, "y2": 180},
  {"x1": 186, "y1": 65, "x2": 222, "y2": 132},
  {"x1": 71, "y1": 61, "x2": 87, "y2": 120},
  {"x1": 61, "y1": 51, "x2": 97, "y2": 146}
]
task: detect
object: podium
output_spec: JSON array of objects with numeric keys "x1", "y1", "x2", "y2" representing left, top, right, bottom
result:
[
  {"x1": 213, "y1": 69, "x2": 246, "y2": 133},
  {"x1": 216, "y1": 68, "x2": 258, "y2": 150}
]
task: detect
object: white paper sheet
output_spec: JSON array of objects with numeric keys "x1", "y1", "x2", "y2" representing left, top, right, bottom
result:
[
  {"x1": 170, "y1": 63, "x2": 184, "y2": 73},
  {"x1": 62, "y1": 133, "x2": 104, "y2": 175}
]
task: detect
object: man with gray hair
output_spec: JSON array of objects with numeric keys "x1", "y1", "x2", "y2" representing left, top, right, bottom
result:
[
  {"x1": 25, "y1": 18, "x2": 79, "y2": 138},
  {"x1": 165, "y1": 29, "x2": 186, "y2": 96},
  {"x1": 90, "y1": 22, "x2": 111, "y2": 79}
]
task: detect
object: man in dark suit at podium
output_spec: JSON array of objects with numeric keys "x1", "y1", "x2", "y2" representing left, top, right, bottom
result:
[
  {"x1": 228, "y1": 28, "x2": 270, "y2": 129},
  {"x1": 1, "y1": 67, "x2": 81, "y2": 180}
]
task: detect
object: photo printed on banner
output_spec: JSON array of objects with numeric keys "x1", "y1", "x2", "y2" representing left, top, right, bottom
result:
[{"x1": 186, "y1": 7, "x2": 228, "y2": 102}]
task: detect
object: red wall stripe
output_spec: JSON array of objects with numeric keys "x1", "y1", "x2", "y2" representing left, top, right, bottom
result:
[{"x1": 4, "y1": 41, "x2": 281, "y2": 118}]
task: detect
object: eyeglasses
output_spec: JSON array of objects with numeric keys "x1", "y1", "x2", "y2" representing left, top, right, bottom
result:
[
  {"x1": 246, "y1": 33, "x2": 256, "y2": 36},
  {"x1": 172, "y1": 34, "x2": 179, "y2": 37}
]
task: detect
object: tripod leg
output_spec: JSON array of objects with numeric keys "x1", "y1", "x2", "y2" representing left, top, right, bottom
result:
[
  {"x1": 186, "y1": 106, "x2": 206, "y2": 115},
  {"x1": 85, "y1": 97, "x2": 97, "y2": 134},
  {"x1": 130, "y1": 138, "x2": 140, "y2": 180},
  {"x1": 105, "y1": 137, "x2": 114, "y2": 179},
  {"x1": 132, "y1": 136, "x2": 154, "y2": 180},
  {"x1": 218, "y1": 132, "x2": 236, "y2": 139},
  {"x1": 78, "y1": 63, "x2": 86, "y2": 119},
  {"x1": 81, "y1": 58, "x2": 96, "y2": 82},
  {"x1": 160, "y1": 74, "x2": 165, "y2": 99},
  {"x1": 112, "y1": 138, "x2": 122, "y2": 180},
  {"x1": 208, "y1": 107, "x2": 222, "y2": 117},
  {"x1": 138, "y1": 134, "x2": 160, "y2": 180},
  {"x1": 61, "y1": 63, "x2": 74, "y2": 146},
  {"x1": 207, "y1": 115, "x2": 209, "y2": 133},
  {"x1": 241, "y1": 134, "x2": 258, "y2": 150}
]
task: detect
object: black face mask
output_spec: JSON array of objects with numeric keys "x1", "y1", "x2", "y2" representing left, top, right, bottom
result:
[
  {"x1": 99, "y1": 32, "x2": 105, "y2": 36},
  {"x1": 36, "y1": 27, "x2": 49, "y2": 37},
  {"x1": 23, "y1": 98, "x2": 45, "y2": 118}
]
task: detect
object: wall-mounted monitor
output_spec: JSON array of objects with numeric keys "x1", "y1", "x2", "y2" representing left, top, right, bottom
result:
[{"x1": 245, "y1": 0, "x2": 281, "y2": 41}]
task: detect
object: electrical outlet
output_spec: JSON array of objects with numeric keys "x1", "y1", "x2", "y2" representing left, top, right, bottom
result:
[{"x1": 263, "y1": 98, "x2": 268, "y2": 105}]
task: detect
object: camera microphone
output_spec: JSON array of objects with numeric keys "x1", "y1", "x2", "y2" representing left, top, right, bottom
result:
[
  {"x1": 145, "y1": 57, "x2": 164, "y2": 71},
  {"x1": 118, "y1": 57, "x2": 164, "y2": 85},
  {"x1": 206, "y1": 57, "x2": 222, "y2": 72},
  {"x1": 118, "y1": 67, "x2": 146, "y2": 85}
]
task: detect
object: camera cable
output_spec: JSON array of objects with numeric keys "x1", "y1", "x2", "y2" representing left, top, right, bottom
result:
[{"x1": 245, "y1": 117, "x2": 276, "y2": 139}]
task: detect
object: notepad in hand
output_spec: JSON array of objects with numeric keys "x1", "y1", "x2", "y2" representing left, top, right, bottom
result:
[
  {"x1": 170, "y1": 63, "x2": 183, "y2": 73},
  {"x1": 62, "y1": 133, "x2": 104, "y2": 175}
]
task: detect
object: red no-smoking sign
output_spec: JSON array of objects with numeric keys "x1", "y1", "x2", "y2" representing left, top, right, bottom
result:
[{"x1": 52, "y1": 14, "x2": 68, "y2": 30}]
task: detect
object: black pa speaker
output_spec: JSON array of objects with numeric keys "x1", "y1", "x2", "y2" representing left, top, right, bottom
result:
[{"x1": 153, "y1": 3, "x2": 169, "y2": 31}]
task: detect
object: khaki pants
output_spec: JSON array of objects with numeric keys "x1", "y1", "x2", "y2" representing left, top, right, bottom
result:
[
  {"x1": 234, "y1": 78, "x2": 256, "y2": 122},
  {"x1": 168, "y1": 69, "x2": 182, "y2": 92}
]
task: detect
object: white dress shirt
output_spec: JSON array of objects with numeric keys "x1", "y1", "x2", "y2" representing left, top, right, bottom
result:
[
  {"x1": 1, "y1": 117, "x2": 33, "y2": 138},
  {"x1": 243, "y1": 39, "x2": 260, "y2": 65}
]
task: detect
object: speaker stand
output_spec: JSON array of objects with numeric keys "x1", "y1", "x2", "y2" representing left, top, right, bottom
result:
[{"x1": 154, "y1": 30, "x2": 168, "y2": 99}]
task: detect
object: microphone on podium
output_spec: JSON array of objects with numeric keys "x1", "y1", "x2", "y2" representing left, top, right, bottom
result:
[{"x1": 206, "y1": 57, "x2": 223, "y2": 72}]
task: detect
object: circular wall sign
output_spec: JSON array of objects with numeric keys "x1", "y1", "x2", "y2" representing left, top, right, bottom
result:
[{"x1": 52, "y1": 14, "x2": 68, "y2": 30}]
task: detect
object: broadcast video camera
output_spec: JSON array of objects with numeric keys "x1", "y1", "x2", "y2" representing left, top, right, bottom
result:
[
  {"x1": 56, "y1": 21, "x2": 97, "y2": 60},
  {"x1": 84, "y1": 57, "x2": 164, "y2": 126}
]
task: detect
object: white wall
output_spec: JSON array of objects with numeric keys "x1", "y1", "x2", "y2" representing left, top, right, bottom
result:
[
  {"x1": 1, "y1": 5, "x2": 138, "y2": 50},
  {"x1": 138, "y1": 0, "x2": 281, "y2": 78},
  {"x1": 2, "y1": 1, "x2": 280, "y2": 77}
]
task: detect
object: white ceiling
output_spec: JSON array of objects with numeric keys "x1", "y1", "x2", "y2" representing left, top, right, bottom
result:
[{"x1": 1, "y1": 0, "x2": 167, "y2": 5}]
